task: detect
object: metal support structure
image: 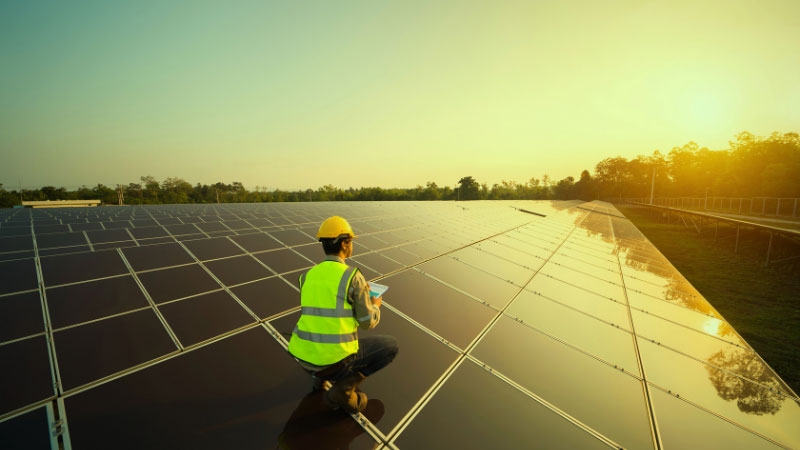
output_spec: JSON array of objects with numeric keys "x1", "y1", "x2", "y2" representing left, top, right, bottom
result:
[
  {"x1": 626, "y1": 202, "x2": 800, "y2": 268},
  {"x1": 766, "y1": 232, "x2": 774, "y2": 267}
]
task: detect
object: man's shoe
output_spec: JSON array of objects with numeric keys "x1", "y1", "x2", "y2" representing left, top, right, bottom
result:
[
  {"x1": 324, "y1": 371, "x2": 368, "y2": 414},
  {"x1": 311, "y1": 375, "x2": 332, "y2": 392}
]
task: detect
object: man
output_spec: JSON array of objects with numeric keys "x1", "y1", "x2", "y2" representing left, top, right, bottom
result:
[{"x1": 288, "y1": 216, "x2": 398, "y2": 414}]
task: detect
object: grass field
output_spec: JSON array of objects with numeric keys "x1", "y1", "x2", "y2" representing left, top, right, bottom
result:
[{"x1": 618, "y1": 205, "x2": 800, "y2": 395}]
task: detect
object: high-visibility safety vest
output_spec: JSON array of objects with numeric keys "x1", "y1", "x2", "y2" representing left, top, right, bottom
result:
[{"x1": 288, "y1": 260, "x2": 360, "y2": 366}]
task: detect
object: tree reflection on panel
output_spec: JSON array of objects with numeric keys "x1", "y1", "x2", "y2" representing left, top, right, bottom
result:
[{"x1": 706, "y1": 347, "x2": 788, "y2": 415}]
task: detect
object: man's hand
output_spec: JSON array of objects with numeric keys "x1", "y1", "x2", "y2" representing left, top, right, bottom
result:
[{"x1": 371, "y1": 296, "x2": 382, "y2": 308}]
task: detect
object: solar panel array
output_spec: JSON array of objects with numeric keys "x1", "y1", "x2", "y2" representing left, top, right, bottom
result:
[{"x1": 0, "y1": 200, "x2": 797, "y2": 449}]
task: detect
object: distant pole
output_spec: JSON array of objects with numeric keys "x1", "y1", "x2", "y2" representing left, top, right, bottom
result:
[{"x1": 649, "y1": 166, "x2": 655, "y2": 205}]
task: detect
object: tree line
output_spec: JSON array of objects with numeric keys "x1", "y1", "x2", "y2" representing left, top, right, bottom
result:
[{"x1": 1, "y1": 130, "x2": 797, "y2": 208}]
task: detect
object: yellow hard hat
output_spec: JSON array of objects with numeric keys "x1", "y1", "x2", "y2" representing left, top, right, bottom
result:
[{"x1": 316, "y1": 216, "x2": 357, "y2": 241}]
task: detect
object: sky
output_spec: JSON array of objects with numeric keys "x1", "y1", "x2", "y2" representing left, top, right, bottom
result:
[{"x1": 1, "y1": 0, "x2": 798, "y2": 191}]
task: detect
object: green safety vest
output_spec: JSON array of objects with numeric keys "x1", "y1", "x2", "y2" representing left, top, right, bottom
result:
[{"x1": 288, "y1": 261, "x2": 360, "y2": 366}]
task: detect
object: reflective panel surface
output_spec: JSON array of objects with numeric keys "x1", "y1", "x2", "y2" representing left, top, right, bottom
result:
[
  {"x1": 158, "y1": 290, "x2": 255, "y2": 346},
  {"x1": 0, "y1": 406, "x2": 51, "y2": 450},
  {"x1": 0, "y1": 291, "x2": 43, "y2": 342},
  {"x1": 54, "y1": 309, "x2": 178, "y2": 390},
  {"x1": 46, "y1": 276, "x2": 150, "y2": 329},
  {"x1": 394, "y1": 359, "x2": 614, "y2": 449},
  {"x1": 381, "y1": 269, "x2": 497, "y2": 349},
  {"x1": 1, "y1": 201, "x2": 795, "y2": 449},
  {"x1": 472, "y1": 316, "x2": 654, "y2": 449},
  {"x1": 231, "y1": 276, "x2": 299, "y2": 319},
  {"x1": 138, "y1": 264, "x2": 221, "y2": 303},
  {"x1": 0, "y1": 336, "x2": 54, "y2": 415},
  {"x1": 0, "y1": 258, "x2": 38, "y2": 294}
]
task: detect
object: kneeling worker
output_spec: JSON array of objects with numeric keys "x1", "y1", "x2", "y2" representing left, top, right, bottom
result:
[{"x1": 288, "y1": 216, "x2": 398, "y2": 414}]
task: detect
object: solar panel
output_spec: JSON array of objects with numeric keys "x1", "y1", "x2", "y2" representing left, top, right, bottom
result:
[{"x1": 0, "y1": 200, "x2": 797, "y2": 449}]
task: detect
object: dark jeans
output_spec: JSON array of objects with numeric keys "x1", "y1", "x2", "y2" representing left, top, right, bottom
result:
[{"x1": 317, "y1": 335, "x2": 399, "y2": 381}]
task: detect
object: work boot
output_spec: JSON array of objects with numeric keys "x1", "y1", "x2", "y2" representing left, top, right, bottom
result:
[
  {"x1": 311, "y1": 374, "x2": 332, "y2": 392},
  {"x1": 324, "y1": 371, "x2": 368, "y2": 414}
]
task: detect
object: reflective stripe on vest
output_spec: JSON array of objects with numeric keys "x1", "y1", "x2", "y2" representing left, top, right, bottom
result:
[{"x1": 288, "y1": 261, "x2": 360, "y2": 366}]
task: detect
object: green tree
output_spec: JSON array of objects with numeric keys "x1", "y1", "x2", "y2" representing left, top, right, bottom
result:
[
  {"x1": 594, "y1": 156, "x2": 630, "y2": 200},
  {"x1": 92, "y1": 184, "x2": 117, "y2": 205},
  {"x1": 140, "y1": 176, "x2": 160, "y2": 204},
  {"x1": 490, "y1": 180, "x2": 519, "y2": 200},
  {"x1": 573, "y1": 170, "x2": 595, "y2": 201},
  {"x1": 729, "y1": 131, "x2": 800, "y2": 197},
  {"x1": 40, "y1": 186, "x2": 68, "y2": 200},
  {"x1": 417, "y1": 182, "x2": 442, "y2": 200},
  {"x1": 761, "y1": 163, "x2": 793, "y2": 197},
  {"x1": 161, "y1": 177, "x2": 193, "y2": 204},
  {"x1": 123, "y1": 183, "x2": 144, "y2": 204},
  {"x1": 553, "y1": 176, "x2": 575, "y2": 199},
  {"x1": 457, "y1": 176, "x2": 481, "y2": 200},
  {"x1": 0, "y1": 184, "x2": 18, "y2": 207}
]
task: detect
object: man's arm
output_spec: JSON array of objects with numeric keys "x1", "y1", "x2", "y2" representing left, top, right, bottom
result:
[{"x1": 349, "y1": 271, "x2": 381, "y2": 330}]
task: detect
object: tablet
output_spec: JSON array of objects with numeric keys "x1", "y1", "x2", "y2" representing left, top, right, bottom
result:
[{"x1": 369, "y1": 282, "x2": 389, "y2": 298}]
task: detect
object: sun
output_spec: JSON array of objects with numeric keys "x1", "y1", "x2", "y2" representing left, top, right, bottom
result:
[{"x1": 688, "y1": 92, "x2": 725, "y2": 128}]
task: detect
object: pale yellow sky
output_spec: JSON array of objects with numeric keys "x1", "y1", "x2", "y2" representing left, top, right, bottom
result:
[{"x1": 1, "y1": 0, "x2": 798, "y2": 191}]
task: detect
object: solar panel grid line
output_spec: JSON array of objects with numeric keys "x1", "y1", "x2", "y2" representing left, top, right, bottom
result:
[
  {"x1": 482, "y1": 238, "x2": 550, "y2": 270},
  {"x1": 629, "y1": 300, "x2": 750, "y2": 350},
  {"x1": 0, "y1": 286, "x2": 46, "y2": 301},
  {"x1": 644, "y1": 384, "x2": 791, "y2": 450},
  {"x1": 561, "y1": 244, "x2": 619, "y2": 267},
  {"x1": 621, "y1": 270, "x2": 690, "y2": 295},
  {"x1": 636, "y1": 330, "x2": 798, "y2": 404},
  {"x1": 512, "y1": 210, "x2": 647, "y2": 362},
  {"x1": 215, "y1": 252, "x2": 282, "y2": 283},
  {"x1": 30, "y1": 225, "x2": 63, "y2": 406},
  {"x1": 502, "y1": 230, "x2": 562, "y2": 254},
  {"x1": 50, "y1": 400, "x2": 67, "y2": 449},
  {"x1": 49, "y1": 303, "x2": 153, "y2": 333},
  {"x1": 604, "y1": 210, "x2": 663, "y2": 450},
  {"x1": 627, "y1": 305, "x2": 747, "y2": 353},
  {"x1": 459, "y1": 352, "x2": 625, "y2": 449},
  {"x1": 352, "y1": 411, "x2": 389, "y2": 450},
  {"x1": 117, "y1": 248, "x2": 185, "y2": 351},
  {"x1": 544, "y1": 259, "x2": 622, "y2": 289},
  {"x1": 0, "y1": 329, "x2": 48, "y2": 350},
  {"x1": 81, "y1": 231, "x2": 94, "y2": 252},
  {"x1": 378, "y1": 221, "x2": 580, "y2": 440},
  {"x1": 618, "y1": 241, "x2": 685, "y2": 281},
  {"x1": 366, "y1": 221, "x2": 540, "y2": 288},
  {"x1": 500, "y1": 308, "x2": 646, "y2": 389},
  {"x1": 159, "y1": 305, "x2": 261, "y2": 351},
  {"x1": 532, "y1": 271, "x2": 622, "y2": 306},
  {"x1": 413, "y1": 268, "x2": 509, "y2": 312},
  {"x1": 518, "y1": 286, "x2": 628, "y2": 334},
  {"x1": 0, "y1": 337, "x2": 57, "y2": 423},
  {"x1": 4, "y1": 205, "x2": 792, "y2": 448},
  {"x1": 398, "y1": 216, "x2": 575, "y2": 426},
  {"x1": 122, "y1": 227, "x2": 140, "y2": 247},
  {"x1": 0, "y1": 399, "x2": 53, "y2": 436},
  {"x1": 54, "y1": 323, "x2": 245, "y2": 401},
  {"x1": 380, "y1": 343, "x2": 468, "y2": 443},
  {"x1": 170, "y1": 240, "x2": 264, "y2": 324},
  {"x1": 552, "y1": 252, "x2": 620, "y2": 280}
]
